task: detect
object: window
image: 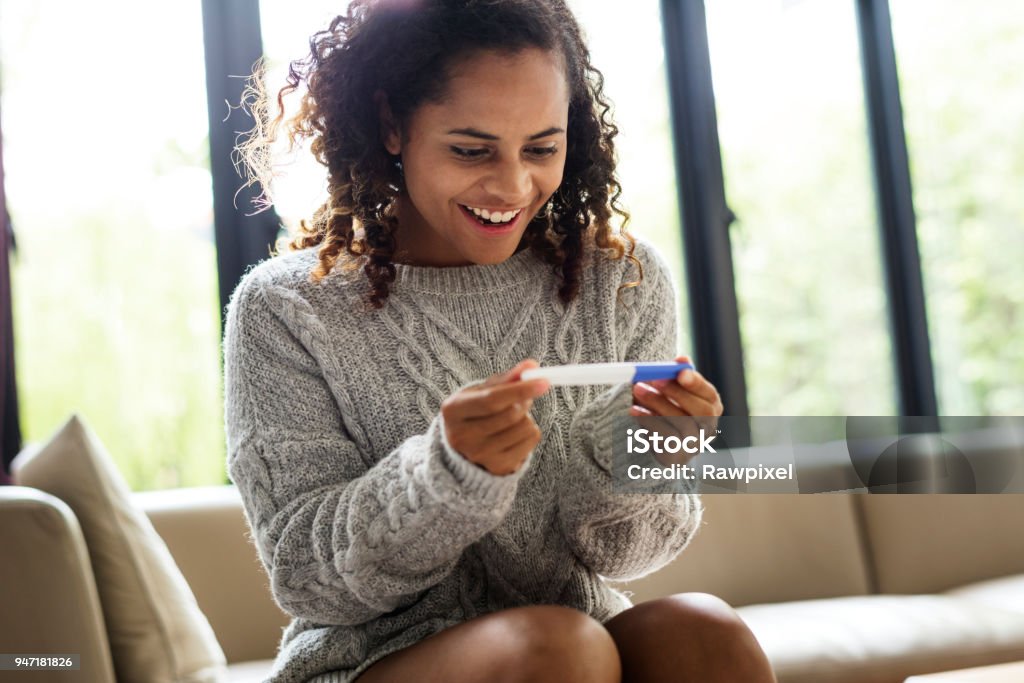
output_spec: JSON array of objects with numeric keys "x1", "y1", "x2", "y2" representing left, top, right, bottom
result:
[
  {"x1": 570, "y1": 0, "x2": 692, "y2": 355},
  {"x1": 891, "y1": 0, "x2": 1024, "y2": 415},
  {"x1": 706, "y1": 0, "x2": 898, "y2": 415},
  {"x1": 7, "y1": 1, "x2": 1013, "y2": 488},
  {"x1": 1, "y1": 1, "x2": 223, "y2": 489},
  {"x1": 255, "y1": 1, "x2": 343, "y2": 235}
]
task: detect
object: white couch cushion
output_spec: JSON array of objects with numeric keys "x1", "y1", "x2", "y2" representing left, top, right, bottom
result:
[
  {"x1": 12, "y1": 414, "x2": 228, "y2": 683},
  {"x1": 905, "y1": 660, "x2": 1024, "y2": 681},
  {"x1": 738, "y1": 594, "x2": 1024, "y2": 683},
  {"x1": 946, "y1": 574, "x2": 1024, "y2": 616}
]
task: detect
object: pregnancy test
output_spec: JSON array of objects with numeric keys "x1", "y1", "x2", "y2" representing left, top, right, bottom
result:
[{"x1": 520, "y1": 361, "x2": 695, "y2": 386}]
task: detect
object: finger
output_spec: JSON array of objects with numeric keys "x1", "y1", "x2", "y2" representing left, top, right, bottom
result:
[
  {"x1": 630, "y1": 407, "x2": 684, "y2": 443},
  {"x1": 446, "y1": 381, "x2": 548, "y2": 419},
  {"x1": 647, "y1": 355, "x2": 697, "y2": 391},
  {"x1": 655, "y1": 381, "x2": 721, "y2": 417},
  {"x1": 652, "y1": 371, "x2": 722, "y2": 412},
  {"x1": 671, "y1": 370, "x2": 729, "y2": 413},
  {"x1": 492, "y1": 415, "x2": 541, "y2": 452},
  {"x1": 506, "y1": 358, "x2": 540, "y2": 382},
  {"x1": 674, "y1": 368, "x2": 720, "y2": 405},
  {"x1": 462, "y1": 401, "x2": 532, "y2": 436},
  {"x1": 632, "y1": 382, "x2": 686, "y2": 417},
  {"x1": 447, "y1": 409, "x2": 534, "y2": 462},
  {"x1": 629, "y1": 404, "x2": 655, "y2": 417}
]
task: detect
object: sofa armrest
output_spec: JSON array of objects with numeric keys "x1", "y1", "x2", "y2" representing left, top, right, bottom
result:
[{"x1": 0, "y1": 486, "x2": 117, "y2": 683}]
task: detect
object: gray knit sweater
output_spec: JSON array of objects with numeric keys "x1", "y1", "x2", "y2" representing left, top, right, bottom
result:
[{"x1": 222, "y1": 238, "x2": 702, "y2": 683}]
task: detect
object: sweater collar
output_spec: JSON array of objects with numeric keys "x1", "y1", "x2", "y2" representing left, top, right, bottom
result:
[{"x1": 392, "y1": 247, "x2": 545, "y2": 295}]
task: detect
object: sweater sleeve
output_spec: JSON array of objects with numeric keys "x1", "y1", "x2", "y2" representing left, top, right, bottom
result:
[
  {"x1": 223, "y1": 270, "x2": 527, "y2": 626},
  {"x1": 556, "y1": 242, "x2": 703, "y2": 581}
]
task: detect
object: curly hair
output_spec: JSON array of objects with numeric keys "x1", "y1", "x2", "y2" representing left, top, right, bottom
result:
[{"x1": 236, "y1": 0, "x2": 640, "y2": 308}]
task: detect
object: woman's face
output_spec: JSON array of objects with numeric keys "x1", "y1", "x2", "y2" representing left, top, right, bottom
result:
[{"x1": 384, "y1": 48, "x2": 570, "y2": 267}]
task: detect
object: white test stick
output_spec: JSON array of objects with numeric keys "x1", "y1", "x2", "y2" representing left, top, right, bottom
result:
[{"x1": 520, "y1": 361, "x2": 695, "y2": 386}]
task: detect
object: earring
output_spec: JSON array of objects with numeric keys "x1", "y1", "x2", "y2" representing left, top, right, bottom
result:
[
  {"x1": 543, "y1": 199, "x2": 556, "y2": 233},
  {"x1": 390, "y1": 157, "x2": 405, "y2": 194}
]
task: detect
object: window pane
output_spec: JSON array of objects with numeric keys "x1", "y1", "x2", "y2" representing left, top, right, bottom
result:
[
  {"x1": 1, "y1": 1, "x2": 222, "y2": 489},
  {"x1": 258, "y1": 0, "x2": 691, "y2": 354},
  {"x1": 891, "y1": 0, "x2": 1024, "y2": 415},
  {"x1": 569, "y1": 0, "x2": 692, "y2": 356},
  {"x1": 706, "y1": 0, "x2": 898, "y2": 416}
]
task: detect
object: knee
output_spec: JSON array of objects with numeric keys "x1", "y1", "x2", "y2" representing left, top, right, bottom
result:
[
  {"x1": 655, "y1": 592, "x2": 750, "y2": 636},
  {"x1": 606, "y1": 593, "x2": 776, "y2": 682},
  {"x1": 489, "y1": 606, "x2": 621, "y2": 683},
  {"x1": 611, "y1": 592, "x2": 760, "y2": 650}
]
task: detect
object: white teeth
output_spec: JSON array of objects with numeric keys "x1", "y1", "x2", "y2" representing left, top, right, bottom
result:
[{"x1": 463, "y1": 205, "x2": 522, "y2": 225}]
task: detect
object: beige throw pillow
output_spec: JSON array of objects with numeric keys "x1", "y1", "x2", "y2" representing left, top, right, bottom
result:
[{"x1": 12, "y1": 414, "x2": 228, "y2": 683}]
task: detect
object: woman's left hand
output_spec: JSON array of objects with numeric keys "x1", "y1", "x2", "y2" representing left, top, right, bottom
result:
[
  {"x1": 629, "y1": 355, "x2": 723, "y2": 421},
  {"x1": 628, "y1": 355, "x2": 724, "y2": 465}
]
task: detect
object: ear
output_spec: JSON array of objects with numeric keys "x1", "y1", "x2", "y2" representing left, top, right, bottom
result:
[{"x1": 374, "y1": 90, "x2": 402, "y2": 155}]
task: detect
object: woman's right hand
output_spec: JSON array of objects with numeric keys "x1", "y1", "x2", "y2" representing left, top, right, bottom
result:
[{"x1": 441, "y1": 359, "x2": 550, "y2": 476}]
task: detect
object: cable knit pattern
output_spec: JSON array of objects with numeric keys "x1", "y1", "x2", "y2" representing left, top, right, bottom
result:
[{"x1": 223, "y1": 238, "x2": 702, "y2": 683}]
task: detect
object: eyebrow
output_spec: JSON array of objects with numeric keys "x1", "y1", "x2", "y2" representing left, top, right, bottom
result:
[{"x1": 446, "y1": 126, "x2": 565, "y2": 141}]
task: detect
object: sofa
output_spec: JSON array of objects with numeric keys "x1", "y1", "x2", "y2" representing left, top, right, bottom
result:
[{"x1": 3, "y1": 421, "x2": 1024, "y2": 682}]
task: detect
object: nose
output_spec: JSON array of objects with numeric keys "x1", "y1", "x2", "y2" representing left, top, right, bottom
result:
[{"x1": 482, "y1": 157, "x2": 532, "y2": 203}]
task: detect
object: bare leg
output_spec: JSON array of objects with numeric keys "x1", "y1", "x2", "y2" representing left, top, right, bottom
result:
[
  {"x1": 604, "y1": 593, "x2": 777, "y2": 683},
  {"x1": 357, "y1": 605, "x2": 622, "y2": 683}
]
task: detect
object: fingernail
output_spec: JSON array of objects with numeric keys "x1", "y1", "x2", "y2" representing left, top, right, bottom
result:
[{"x1": 679, "y1": 370, "x2": 694, "y2": 384}]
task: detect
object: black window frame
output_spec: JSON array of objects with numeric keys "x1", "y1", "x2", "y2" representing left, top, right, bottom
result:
[{"x1": 660, "y1": 0, "x2": 938, "y2": 427}]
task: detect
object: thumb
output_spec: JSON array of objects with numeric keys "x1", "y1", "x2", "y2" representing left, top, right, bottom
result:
[{"x1": 507, "y1": 358, "x2": 540, "y2": 381}]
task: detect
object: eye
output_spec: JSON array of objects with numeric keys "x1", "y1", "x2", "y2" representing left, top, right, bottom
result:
[
  {"x1": 450, "y1": 146, "x2": 488, "y2": 159},
  {"x1": 525, "y1": 145, "x2": 559, "y2": 159}
]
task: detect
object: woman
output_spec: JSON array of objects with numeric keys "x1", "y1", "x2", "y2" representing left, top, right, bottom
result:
[{"x1": 225, "y1": 1, "x2": 776, "y2": 681}]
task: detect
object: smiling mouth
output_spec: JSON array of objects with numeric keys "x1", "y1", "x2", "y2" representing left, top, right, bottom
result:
[{"x1": 459, "y1": 204, "x2": 525, "y2": 227}]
